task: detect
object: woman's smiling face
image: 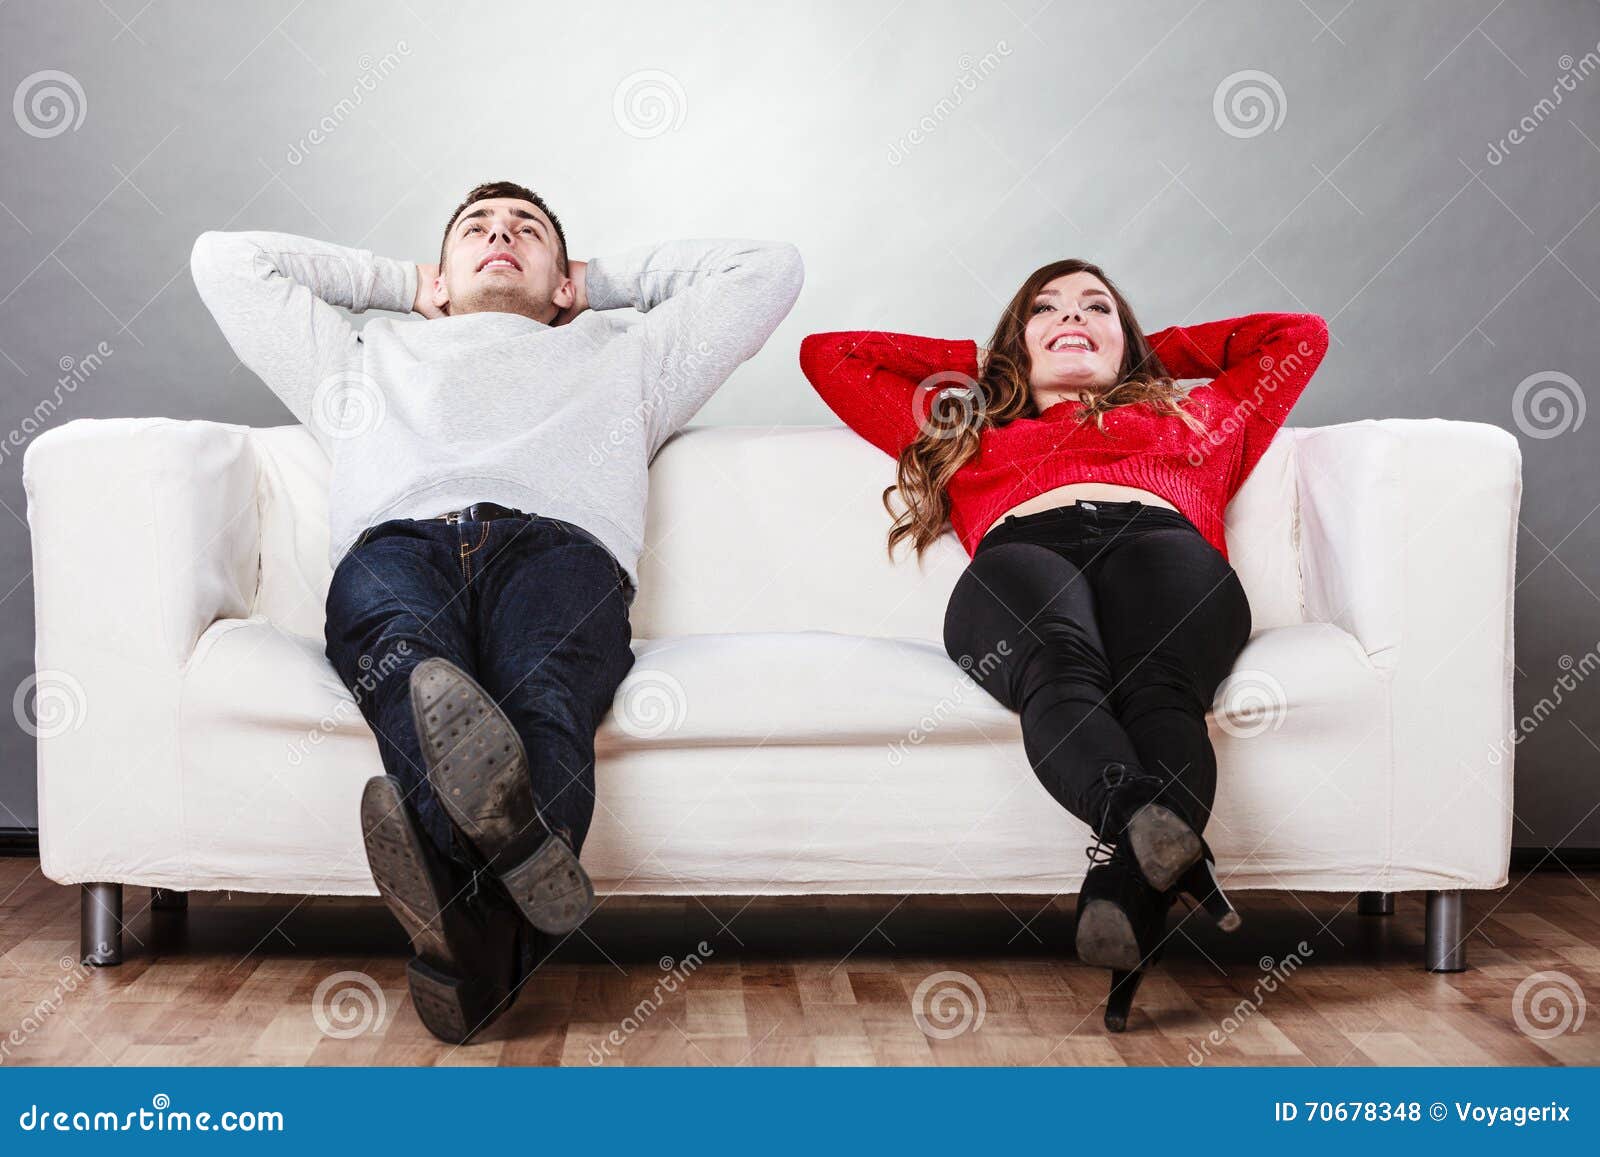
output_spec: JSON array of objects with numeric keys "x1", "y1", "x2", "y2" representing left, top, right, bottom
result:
[{"x1": 1024, "y1": 270, "x2": 1126, "y2": 406}]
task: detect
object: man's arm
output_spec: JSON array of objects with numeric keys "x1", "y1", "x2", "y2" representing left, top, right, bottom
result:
[
  {"x1": 188, "y1": 231, "x2": 420, "y2": 446},
  {"x1": 579, "y1": 239, "x2": 804, "y2": 453}
]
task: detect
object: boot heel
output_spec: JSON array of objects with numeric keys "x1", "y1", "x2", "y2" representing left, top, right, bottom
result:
[
  {"x1": 500, "y1": 836, "x2": 595, "y2": 935},
  {"x1": 405, "y1": 957, "x2": 501, "y2": 1045},
  {"x1": 1105, "y1": 969, "x2": 1146, "y2": 1033},
  {"x1": 1178, "y1": 857, "x2": 1241, "y2": 932}
]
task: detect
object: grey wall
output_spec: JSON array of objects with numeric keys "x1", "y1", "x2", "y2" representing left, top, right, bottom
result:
[{"x1": 2, "y1": 0, "x2": 1598, "y2": 846}]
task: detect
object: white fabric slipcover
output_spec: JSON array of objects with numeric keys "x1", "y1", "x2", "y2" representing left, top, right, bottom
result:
[{"x1": 23, "y1": 417, "x2": 1520, "y2": 897}]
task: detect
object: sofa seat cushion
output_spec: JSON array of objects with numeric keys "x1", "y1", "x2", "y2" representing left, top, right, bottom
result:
[
  {"x1": 180, "y1": 615, "x2": 1378, "y2": 762},
  {"x1": 154, "y1": 617, "x2": 1387, "y2": 893}
]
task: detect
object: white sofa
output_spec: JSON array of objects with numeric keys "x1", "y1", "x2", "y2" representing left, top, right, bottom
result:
[{"x1": 24, "y1": 415, "x2": 1521, "y2": 970}]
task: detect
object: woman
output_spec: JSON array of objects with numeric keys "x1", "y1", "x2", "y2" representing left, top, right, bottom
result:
[{"x1": 799, "y1": 260, "x2": 1329, "y2": 1031}]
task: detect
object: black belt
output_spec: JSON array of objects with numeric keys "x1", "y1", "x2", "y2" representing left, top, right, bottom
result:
[{"x1": 427, "y1": 501, "x2": 533, "y2": 525}]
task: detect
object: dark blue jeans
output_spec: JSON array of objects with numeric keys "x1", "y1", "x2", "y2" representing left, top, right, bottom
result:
[
  {"x1": 324, "y1": 510, "x2": 636, "y2": 868},
  {"x1": 943, "y1": 499, "x2": 1251, "y2": 839}
]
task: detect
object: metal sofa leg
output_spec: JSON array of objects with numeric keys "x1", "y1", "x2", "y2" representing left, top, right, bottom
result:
[
  {"x1": 80, "y1": 883, "x2": 124, "y2": 966},
  {"x1": 1358, "y1": 891, "x2": 1394, "y2": 915},
  {"x1": 1425, "y1": 889, "x2": 1468, "y2": 972},
  {"x1": 151, "y1": 888, "x2": 188, "y2": 912}
]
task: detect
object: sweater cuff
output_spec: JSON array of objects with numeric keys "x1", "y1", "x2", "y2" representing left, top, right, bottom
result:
[
  {"x1": 582, "y1": 254, "x2": 634, "y2": 313},
  {"x1": 367, "y1": 254, "x2": 418, "y2": 315}
]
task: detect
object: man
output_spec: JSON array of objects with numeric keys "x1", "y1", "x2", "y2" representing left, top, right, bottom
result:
[{"x1": 190, "y1": 181, "x2": 803, "y2": 1043}]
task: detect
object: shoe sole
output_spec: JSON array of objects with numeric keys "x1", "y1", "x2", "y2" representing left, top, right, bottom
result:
[
  {"x1": 411, "y1": 657, "x2": 596, "y2": 935},
  {"x1": 404, "y1": 957, "x2": 508, "y2": 1046},
  {"x1": 360, "y1": 776, "x2": 512, "y2": 1045},
  {"x1": 1127, "y1": 803, "x2": 1203, "y2": 892},
  {"x1": 1075, "y1": 899, "x2": 1144, "y2": 973}
]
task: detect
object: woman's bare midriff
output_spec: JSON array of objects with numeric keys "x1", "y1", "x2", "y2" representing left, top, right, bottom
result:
[{"x1": 985, "y1": 482, "x2": 1179, "y2": 539}]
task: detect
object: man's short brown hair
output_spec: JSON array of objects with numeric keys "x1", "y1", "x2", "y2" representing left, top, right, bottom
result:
[{"x1": 439, "y1": 180, "x2": 568, "y2": 271}]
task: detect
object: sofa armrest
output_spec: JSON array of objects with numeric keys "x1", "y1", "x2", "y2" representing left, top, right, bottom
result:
[
  {"x1": 25, "y1": 417, "x2": 261, "y2": 668},
  {"x1": 1294, "y1": 417, "x2": 1522, "y2": 888},
  {"x1": 1293, "y1": 419, "x2": 1408, "y2": 666},
  {"x1": 23, "y1": 417, "x2": 261, "y2": 884}
]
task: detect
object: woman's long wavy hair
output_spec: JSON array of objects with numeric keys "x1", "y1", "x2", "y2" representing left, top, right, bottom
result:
[{"x1": 885, "y1": 258, "x2": 1210, "y2": 559}]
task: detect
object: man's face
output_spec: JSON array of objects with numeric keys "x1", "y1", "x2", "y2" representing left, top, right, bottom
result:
[{"x1": 434, "y1": 197, "x2": 571, "y2": 322}]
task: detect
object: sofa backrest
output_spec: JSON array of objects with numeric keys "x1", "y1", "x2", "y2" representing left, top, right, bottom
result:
[{"x1": 249, "y1": 424, "x2": 1307, "y2": 645}]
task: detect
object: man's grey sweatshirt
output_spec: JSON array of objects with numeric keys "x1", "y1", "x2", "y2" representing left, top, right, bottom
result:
[{"x1": 189, "y1": 230, "x2": 804, "y2": 588}]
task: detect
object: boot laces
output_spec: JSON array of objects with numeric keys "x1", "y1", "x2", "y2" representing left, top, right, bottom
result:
[{"x1": 1083, "y1": 762, "x2": 1166, "y2": 867}]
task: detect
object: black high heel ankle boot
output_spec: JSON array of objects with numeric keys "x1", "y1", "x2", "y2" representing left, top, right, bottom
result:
[
  {"x1": 1125, "y1": 801, "x2": 1203, "y2": 892},
  {"x1": 1172, "y1": 843, "x2": 1241, "y2": 932},
  {"x1": 1092, "y1": 761, "x2": 1206, "y2": 893},
  {"x1": 1075, "y1": 844, "x2": 1174, "y2": 1031}
]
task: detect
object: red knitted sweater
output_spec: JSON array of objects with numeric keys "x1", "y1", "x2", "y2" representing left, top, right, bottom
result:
[{"x1": 799, "y1": 312, "x2": 1330, "y2": 563}]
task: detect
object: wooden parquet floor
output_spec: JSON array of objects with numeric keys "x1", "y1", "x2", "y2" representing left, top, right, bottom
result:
[{"x1": 2, "y1": 858, "x2": 1596, "y2": 1066}]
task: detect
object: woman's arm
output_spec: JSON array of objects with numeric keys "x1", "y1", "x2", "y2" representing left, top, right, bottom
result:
[
  {"x1": 1146, "y1": 312, "x2": 1330, "y2": 486},
  {"x1": 799, "y1": 330, "x2": 980, "y2": 459}
]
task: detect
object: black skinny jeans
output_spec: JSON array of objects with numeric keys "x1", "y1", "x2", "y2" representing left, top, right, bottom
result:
[{"x1": 943, "y1": 499, "x2": 1251, "y2": 841}]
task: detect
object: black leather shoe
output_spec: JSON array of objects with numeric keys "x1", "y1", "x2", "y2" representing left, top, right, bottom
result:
[
  {"x1": 360, "y1": 775, "x2": 523, "y2": 1044},
  {"x1": 410, "y1": 658, "x2": 595, "y2": 935}
]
